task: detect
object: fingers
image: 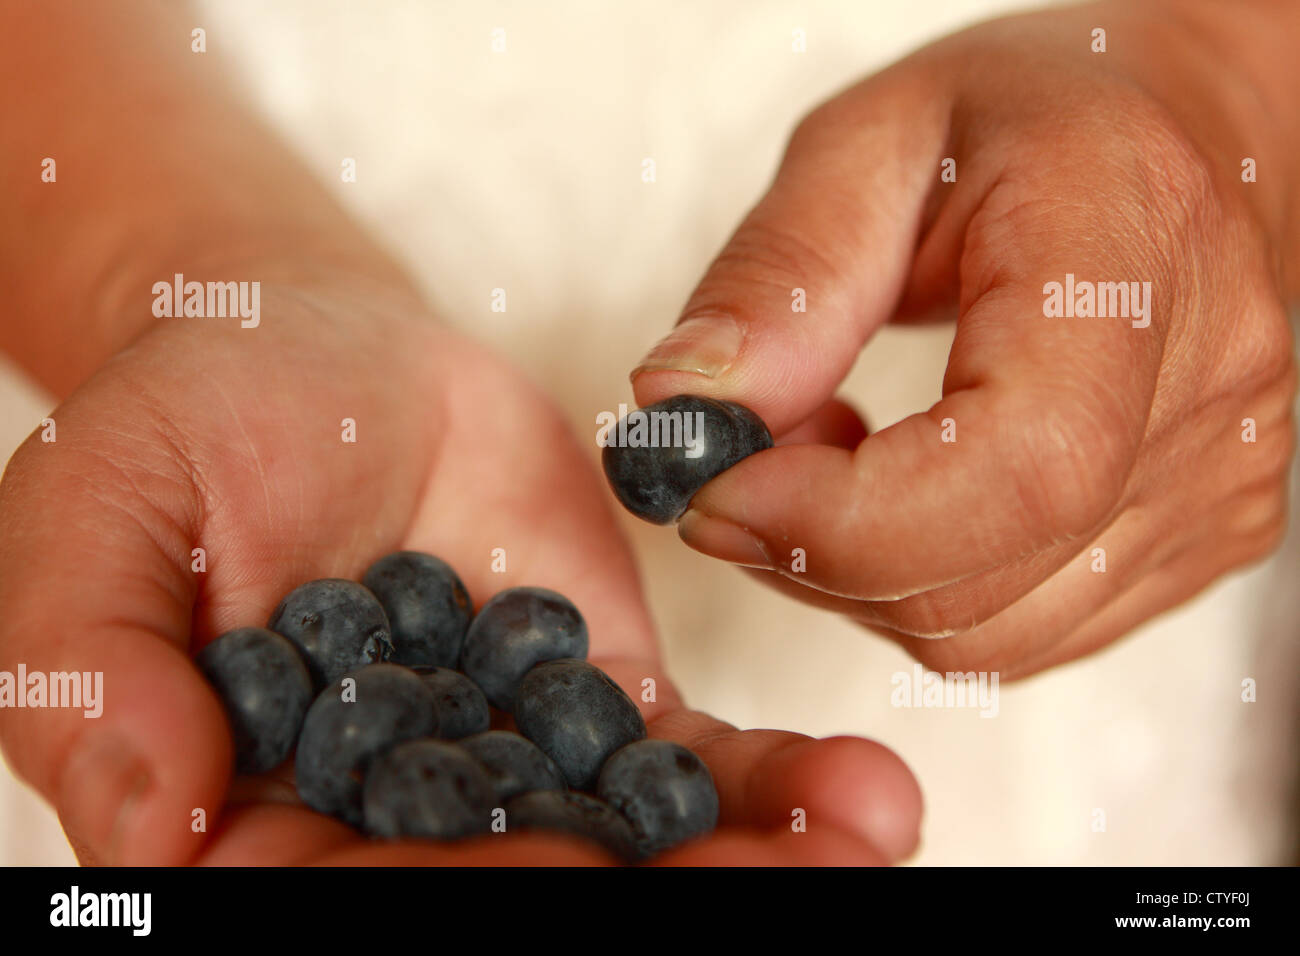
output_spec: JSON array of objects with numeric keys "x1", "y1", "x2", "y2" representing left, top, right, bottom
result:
[
  {"x1": 1013, "y1": 523, "x2": 1285, "y2": 675},
  {"x1": 876, "y1": 456, "x2": 1286, "y2": 676},
  {"x1": 631, "y1": 66, "x2": 954, "y2": 435},
  {"x1": 647, "y1": 708, "x2": 922, "y2": 863},
  {"x1": 198, "y1": 804, "x2": 359, "y2": 866},
  {"x1": 676, "y1": 134, "x2": 1178, "y2": 601},
  {"x1": 306, "y1": 826, "x2": 879, "y2": 866},
  {"x1": 650, "y1": 826, "x2": 887, "y2": 866},
  {"x1": 597, "y1": 656, "x2": 921, "y2": 862},
  {"x1": 0, "y1": 413, "x2": 227, "y2": 865},
  {"x1": 311, "y1": 832, "x2": 620, "y2": 866}
]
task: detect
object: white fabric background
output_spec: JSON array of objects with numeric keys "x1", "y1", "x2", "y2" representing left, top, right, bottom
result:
[{"x1": 1, "y1": 0, "x2": 1296, "y2": 865}]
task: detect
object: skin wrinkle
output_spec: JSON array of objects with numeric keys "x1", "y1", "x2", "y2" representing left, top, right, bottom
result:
[
  {"x1": 74, "y1": 453, "x2": 198, "y2": 596},
  {"x1": 204, "y1": 376, "x2": 278, "y2": 541}
]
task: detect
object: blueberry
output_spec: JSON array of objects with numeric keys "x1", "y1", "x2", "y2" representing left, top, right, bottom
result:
[
  {"x1": 459, "y1": 587, "x2": 588, "y2": 710},
  {"x1": 458, "y1": 730, "x2": 566, "y2": 803},
  {"x1": 268, "y1": 579, "x2": 394, "y2": 688},
  {"x1": 602, "y1": 394, "x2": 773, "y2": 524},
  {"x1": 505, "y1": 790, "x2": 639, "y2": 862},
  {"x1": 513, "y1": 659, "x2": 646, "y2": 790},
  {"x1": 196, "y1": 627, "x2": 313, "y2": 774},
  {"x1": 413, "y1": 666, "x2": 490, "y2": 739},
  {"x1": 294, "y1": 663, "x2": 437, "y2": 826},
  {"x1": 596, "y1": 739, "x2": 719, "y2": 857},
  {"x1": 362, "y1": 551, "x2": 473, "y2": 667},
  {"x1": 362, "y1": 739, "x2": 498, "y2": 840}
]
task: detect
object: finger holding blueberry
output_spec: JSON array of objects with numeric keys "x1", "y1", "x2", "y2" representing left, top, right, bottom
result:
[{"x1": 601, "y1": 394, "x2": 774, "y2": 525}]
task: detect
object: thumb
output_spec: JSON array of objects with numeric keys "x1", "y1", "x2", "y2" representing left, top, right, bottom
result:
[
  {"x1": 0, "y1": 392, "x2": 229, "y2": 865},
  {"x1": 631, "y1": 67, "x2": 952, "y2": 434}
]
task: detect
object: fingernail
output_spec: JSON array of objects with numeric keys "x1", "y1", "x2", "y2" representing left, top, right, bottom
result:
[
  {"x1": 57, "y1": 731, "x2": 152, "y2": 866},
  {"x1": 678, "y1": 508, "x2": 773, "y2": 569},
  {"x1": 631, "y1": 314, "x2": 744, "y2": 381}
]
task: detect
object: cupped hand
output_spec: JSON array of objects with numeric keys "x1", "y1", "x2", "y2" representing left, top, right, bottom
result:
[
  {"x1": 632, "y1": 0, "x2": 1297, "y2": 679},
  {"x1": 0, "y1": 281, "x2": 920, "y2": 865}
]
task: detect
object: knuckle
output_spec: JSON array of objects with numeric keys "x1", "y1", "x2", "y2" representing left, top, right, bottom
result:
[
  {"x1": 1254, "y1": 421, "x2": 1297, "y2": 483},
  {"x1": 1233, "y1": 518, "x2": 1288, "y2": 567},
  {"x1": 785, "y1": 102, "x2": 839, "y2": 157},
  {"x1": 0, "y1": 421, "x2": 86, "y2": 511},
  {"x1": 1251, "y1": 519, "x2": 1289, "y2": 559},
  {"x1": 1236, "y1": 306, "x2": 1296, "y2": 387},
  {"x1": 1228, "y1": 485, "x2": 1289, "y2": 540},
  {"x1": 710, "y1": 215, "x2": 841, "y2": 291}
]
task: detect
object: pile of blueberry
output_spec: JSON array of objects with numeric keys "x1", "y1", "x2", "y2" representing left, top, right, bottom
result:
[{"x1": 197, "y1": 551, "x2": 719, "y2": 862}]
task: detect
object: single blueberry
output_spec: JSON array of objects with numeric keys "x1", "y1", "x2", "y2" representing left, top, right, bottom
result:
[
  {"x1": 412, "y1": 666, "x2": 491, "y2": 739},
  {"x1": 596, "y1": 739, "x2": 719, "y2": 857},
  {"x1": 601, "y1": 394, "x2": 773, "y2": 524},
  {"x1": 294, "y1": 663, "x2": 437, "y2": 826},
  {"x1": 362, "y1": 739, "x2": 498, "y2": 840},
  {"x1": 362, "y1": 551, "x2": 473, "y2": 667},
  {"x1": 196, "y1": 627, "x2": 313, "y2": 774},
  {"x1": 513, "y1": 659, "x2": 646, "y2": 791},
  {"x1": 458, "y1": 730, "x2": 567, "y2": 803},
  {"x1": 268, "y1": 578, "x2": 394, "y2": 688},
  {"x1": 505, "y1": 790, "x2": 639, "y2": 862},
  {"x1": 459, "y1": 587, "x2": 588, "y2": 711}
]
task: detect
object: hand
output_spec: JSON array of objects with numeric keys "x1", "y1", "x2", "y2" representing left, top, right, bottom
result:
[
  {"x1": 0, "y1": 281, "x2": 920, "y2": 865},
  {"x1": 631, "y1": 0, "x2": 1298, "y2": 679}
]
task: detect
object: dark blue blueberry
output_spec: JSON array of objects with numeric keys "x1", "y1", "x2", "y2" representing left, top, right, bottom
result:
[
  {"x1": 505, "y1": 790, "x2": 638, "y2": 862},
  {"x1": 513, "y1": 659, "x2": 646, "y2": 791},
  {"x1": 458, "y1": 730, "x2": 566, "y2": 803},
  {"x1": 268, "y1": 578, "x2": 394, "y2": 688},
  {"x1": 602, "y1": 394, "x2": 773, "y2": 524},
  {"x1": 413, "y1": 666, "x2": 490, "y2": 740},
  {"x1": 196, "y1": 627, "x2": 313, "y2": 774},
  {"x1": 294, "y1": 663, "x2": 437, "y2": 826},
  {"x1": 362, "y1": 739, "x2": 498, "y2": 840},
  {"x1": 362, "y1": 551, "x2": 472, "y2": 667},
  {"x1": 596, "y1": 739, "x2": 719, "y2": 857},
  {"x1": 459, "y1": 587, "x2": 588, "y2": 711}
]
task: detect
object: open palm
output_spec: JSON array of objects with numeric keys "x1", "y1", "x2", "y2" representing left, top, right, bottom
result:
[{"x1": 0, "y1": 283, "x2": 920, "y2": 865}]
